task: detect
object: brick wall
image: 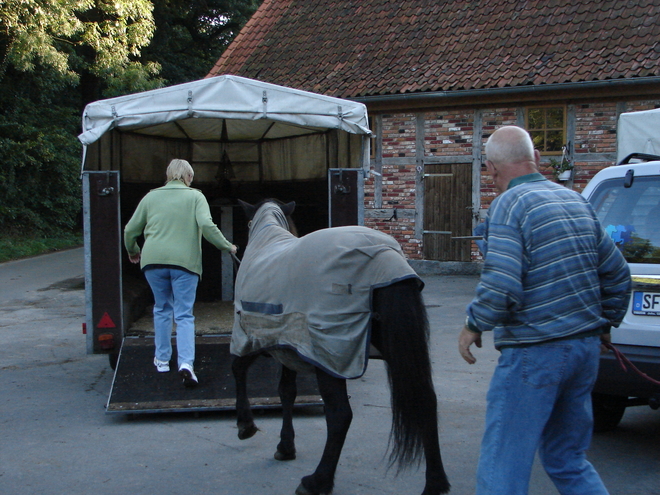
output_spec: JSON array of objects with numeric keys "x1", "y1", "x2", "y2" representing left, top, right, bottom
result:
[
  {"x1": 367, "y1": 98, "x2": 660, "y2": 262},
  {"x1": 365, "y1": 114, "x2": 421, "y2": 258},
  {"x1": 623, "y1": 100, "x2": 660, "y2": 113},
  {"x1": 424, "y1": 112, "x2": 474, "y2": 157},
  {"x1": 569, "y1": 103, "x2": 618, "y2": 192},
  {"x1": 382, "y1": 113, "x2": 416, "y2": 158}
]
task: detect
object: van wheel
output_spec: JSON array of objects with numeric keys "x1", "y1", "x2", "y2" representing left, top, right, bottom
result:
[{"x1": 592, "y1": 392, "x2": 626, "y2": 432}]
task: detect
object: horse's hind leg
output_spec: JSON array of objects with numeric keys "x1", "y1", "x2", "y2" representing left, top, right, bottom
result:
[
  {"x1": 232, "y1": 354, "x2": 260, "y2": 440},
  {"x1": 296, "y1": 369, "x2": 352, "y2": 495},
  {"x1": 275, "y1": 365, "x2": 297, "y2": 461},
  {"x1": 420, "y1": 391, "x2": 450, "y2": 495}
]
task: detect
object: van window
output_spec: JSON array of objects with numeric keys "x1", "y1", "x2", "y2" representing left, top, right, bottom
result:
[{"x1": 588, "y1": 176, "x2": 660, "y2": 264}]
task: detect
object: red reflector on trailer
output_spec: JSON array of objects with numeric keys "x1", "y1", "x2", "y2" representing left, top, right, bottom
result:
[
  {"x1": 98, "y1": 333, "x2": 115, "y2": 350},
  {"x1": 97, "y1": 312, "x2": 116, "y2": 328},
  {"x1": 82, "y1": 322, "x2": 87, "y2": 334}
]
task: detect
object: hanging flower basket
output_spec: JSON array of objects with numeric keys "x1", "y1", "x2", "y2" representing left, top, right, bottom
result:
[
  {"x1": 548, "y1": 146, "x2": 573, "y2": 182},
  {"x1": 557, "y1": 169, "x2": 572, "y2": 181}
]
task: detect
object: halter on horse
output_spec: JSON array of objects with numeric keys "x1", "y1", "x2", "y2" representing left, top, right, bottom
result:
[{"x1": 231, "y1": 199, "x2": 450, "y2": 495}]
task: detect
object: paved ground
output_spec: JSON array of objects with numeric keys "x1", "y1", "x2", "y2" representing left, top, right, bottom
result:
[{"x1": 0, "y1": 248, "x2": 659, "y2": 494}]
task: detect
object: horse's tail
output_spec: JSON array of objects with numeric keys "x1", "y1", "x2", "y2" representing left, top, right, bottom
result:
[{"x1": 372, "y1": 278, "x2": 437, "y2": 471}]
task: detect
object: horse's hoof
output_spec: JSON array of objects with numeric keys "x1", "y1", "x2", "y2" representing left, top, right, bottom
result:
[
  {"x1": 294, "y1": 480, "x2": 331, "y2": 495},
  {"x1": 294, "y1": 483, "x2": 314, "y2": 495},
  {"x1": 274, "y1": 449, "x2": 296, "y2": 461},
  {"x1": 422, "y1": 480, "x2": 451, "y2": 495},
  {"x1": 237, "y1": 423, "x2": 259, "y2": 440},
  {"x1": 422, "y1": 488, "x2": 451, "y2": 495}
]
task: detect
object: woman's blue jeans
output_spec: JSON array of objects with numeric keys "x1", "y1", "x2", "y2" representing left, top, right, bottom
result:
[
  {"x1": 476, "y1": 336, "x2": 608, "y2": 495},
  {"x1": 144, "y1": 268, "x2": 199, "y2": 369}
]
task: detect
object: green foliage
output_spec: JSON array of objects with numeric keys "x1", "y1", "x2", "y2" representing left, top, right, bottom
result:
[
  {"x1": 142, "y1": 0, "x2": 260, "y2": 84},
  {"x1": 547, "y1": 157, "x2": 573, "y2": 180},
  {"x1": 0, "y1": 0, "x2": 88, "y2": 81},
  {"x1": 102, "y1": 61, "x2": 164, "y2": 97},
  {"x1": 0, "y1": 68, "x2": 82, "y2": 234},
  {"x1": 1, "y1": 0, "x2": 156, "y2": 84},
  {"x1": 0, "y1": 231, "x2": 83, "y2": 263},
  {"x1": 0, "y1": 0, "x2": 261, "y2": 238},
  {"x1": 0, "y1": 0, "x2": 163, "y2": 235}
]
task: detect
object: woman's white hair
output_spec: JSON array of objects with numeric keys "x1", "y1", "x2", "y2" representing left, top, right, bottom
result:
[{"x1": 166, "y1": 159, "x2": 194, "y2": 186}]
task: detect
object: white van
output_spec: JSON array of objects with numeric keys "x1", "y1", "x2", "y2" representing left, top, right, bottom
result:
[{"x1": 582, "y1": 152, "x2": 660, "y2": 431}]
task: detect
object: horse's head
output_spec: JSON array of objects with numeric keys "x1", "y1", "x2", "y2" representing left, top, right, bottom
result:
[
  {"x1": 238, "y1": 199, "x2": 295, "y2": 220},
  {"x1": 238, "y1": 199, "x2": 298, "y2": 236}
]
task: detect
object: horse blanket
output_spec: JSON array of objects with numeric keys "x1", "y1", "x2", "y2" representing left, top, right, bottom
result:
[{"x1": 231, "y1": 202, "x2": 422, "y2": 379}]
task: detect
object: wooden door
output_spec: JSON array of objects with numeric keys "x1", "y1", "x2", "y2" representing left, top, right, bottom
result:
[{"x1": 423, "y1": 163, "x2": 473, "y2": 261}]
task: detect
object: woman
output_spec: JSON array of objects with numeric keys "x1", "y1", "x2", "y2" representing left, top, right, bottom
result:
[{"x1": 124, "y1": 159, "x2": 237, "y2": 388}]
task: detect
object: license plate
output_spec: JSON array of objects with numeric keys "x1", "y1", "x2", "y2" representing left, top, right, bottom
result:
[{"x1": 632, "y1": 291, "x2": 660, "y2": 316}]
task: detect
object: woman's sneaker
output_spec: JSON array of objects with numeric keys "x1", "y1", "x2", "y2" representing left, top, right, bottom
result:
[
  {"x1": 178, "y1": 363, "x2": 198, "y2": 388},
  {"x1": 153, "y1": 357, "x2": 170, "y2": 373}
]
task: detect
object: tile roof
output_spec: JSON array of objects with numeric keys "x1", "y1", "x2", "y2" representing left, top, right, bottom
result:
[{"x1": 207, "y1": 0, "x2": 660, "y2": 99}]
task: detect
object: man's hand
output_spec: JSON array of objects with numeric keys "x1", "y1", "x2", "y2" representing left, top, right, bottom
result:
[
  {"x1": 230, "y1": 244, "x2": 238, "y2": 255},
  {"x1": 128, "y1": 252, "x2": 141, "y2": 264},
  {"x1": 459, "y1": 325, "x2": 482, "y2": 364},
  {"x1": 600, "y1": 332, "x2": 612, "y2": 355}
]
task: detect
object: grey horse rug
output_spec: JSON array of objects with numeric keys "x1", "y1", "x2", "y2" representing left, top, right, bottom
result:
[{"x1": 231, "y1": 202, "x2": 422, "y2": 379}]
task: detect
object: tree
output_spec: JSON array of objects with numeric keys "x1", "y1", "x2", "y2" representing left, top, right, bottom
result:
[
  {"x1": 0, "y1": 0, "x2": 162, "y2": 92},
  {"x1": 0, "y1": 0, "x2": 162, "y2": 234},
  {"x1": 0, "y1": 66, "x2": 82, "y2": 233},
  {"x1": 0, "y1": 0, "x2": 262, "y2": 235},
  {"x1": 142, "y1": 0, "x2": 260, "y2": 85}
]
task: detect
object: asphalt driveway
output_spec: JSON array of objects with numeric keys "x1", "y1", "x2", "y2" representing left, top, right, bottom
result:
[{"x1": 0, "y1": 248, "x2": 658, "y2": 494}]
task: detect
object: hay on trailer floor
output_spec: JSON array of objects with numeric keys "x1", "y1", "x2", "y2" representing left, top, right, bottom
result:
[{"x1": 128, "y1": 300, "x2": 235, "y2": 336}]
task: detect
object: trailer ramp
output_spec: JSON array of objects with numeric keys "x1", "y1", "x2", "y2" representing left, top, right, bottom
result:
[{"x1": 106, "y1": 335, "x2": 322, "y2": 414}]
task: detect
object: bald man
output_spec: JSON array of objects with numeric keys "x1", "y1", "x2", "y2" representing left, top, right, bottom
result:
[{"x1": 459, "y1": 126, "x2": 630, "y2": 495}]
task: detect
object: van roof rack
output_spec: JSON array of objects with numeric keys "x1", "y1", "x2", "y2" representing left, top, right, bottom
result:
[{"x1": 617, "y1": 152, "x2": 660, "y2": 165}]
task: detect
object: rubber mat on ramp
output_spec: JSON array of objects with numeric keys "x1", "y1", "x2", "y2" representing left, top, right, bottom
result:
[{"x1": 106, "y1": 335, "x2": 322, "y2": 414}]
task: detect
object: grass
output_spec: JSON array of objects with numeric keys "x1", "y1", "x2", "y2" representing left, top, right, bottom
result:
[{"x1": 0, "y1": 231, "x2": 83, "y2": 263}]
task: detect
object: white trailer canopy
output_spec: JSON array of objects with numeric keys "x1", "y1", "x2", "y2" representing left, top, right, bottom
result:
[
  {"x1": 617, "y1": 108, "x2": 660, "y2": 163},
  {"x1": 78, "y1": 75, "x2": 371, "y2": 180},
  {"x1": 79, "y1": 75, "x2": 370, "y2": 145}
]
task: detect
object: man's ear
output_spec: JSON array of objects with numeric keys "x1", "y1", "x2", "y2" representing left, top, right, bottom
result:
[{"x1": 533, "y1": 149, "x2": 541, "y2": 170}]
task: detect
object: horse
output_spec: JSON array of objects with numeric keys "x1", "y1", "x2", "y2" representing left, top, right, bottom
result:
[{"x1": 230, "y1": 199, "x2": 450, "y2": 495}]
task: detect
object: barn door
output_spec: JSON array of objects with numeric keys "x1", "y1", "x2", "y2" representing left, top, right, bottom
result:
[
  {"x1": 423, "y1": 163, "x2": 473, "y2": 261},
  {"x1": 328, "y1": 168, "x2": 364, "y2": 227}
]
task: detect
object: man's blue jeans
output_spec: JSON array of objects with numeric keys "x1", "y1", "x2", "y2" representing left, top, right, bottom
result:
[
  {"x1": 144, "y1": 268, "x2": 199, "y2": 369},
  {"x1": 476, "y1": 336, "x2": 608, "y2": 495}
]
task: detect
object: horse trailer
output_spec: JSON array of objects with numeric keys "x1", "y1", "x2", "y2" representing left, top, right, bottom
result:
[{"x1": 78, "y1": 75, "x2": 371, "y2": 413}]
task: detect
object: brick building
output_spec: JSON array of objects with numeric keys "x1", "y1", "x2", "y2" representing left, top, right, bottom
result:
[{"x1": 208, "y1": 0, "x2": 660, "y2": 270}]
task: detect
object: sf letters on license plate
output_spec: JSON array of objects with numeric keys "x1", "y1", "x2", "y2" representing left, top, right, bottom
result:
[{"x1": 633, "y1": 291, "x2": 660, "y2": 316}]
